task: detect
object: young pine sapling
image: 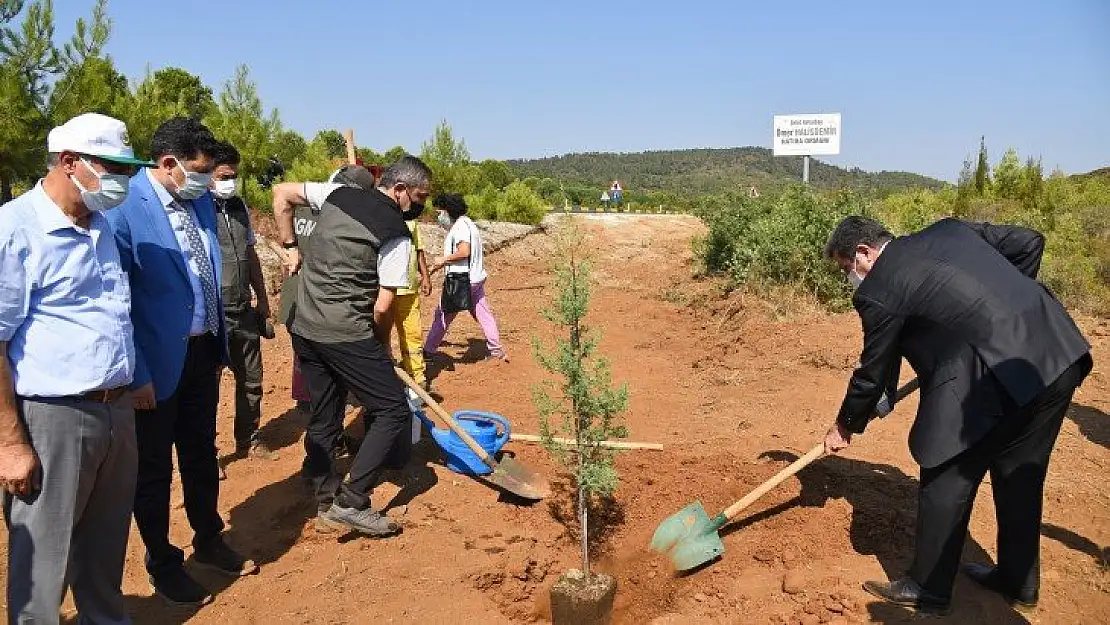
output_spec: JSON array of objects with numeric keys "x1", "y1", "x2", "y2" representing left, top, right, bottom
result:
[{"x1": 533, "y1": 218, "x2": 629, "y2": 578}]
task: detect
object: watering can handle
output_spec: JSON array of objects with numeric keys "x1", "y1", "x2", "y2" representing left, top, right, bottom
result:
[
  {"x1": 720, "y1": 377, "x2": 921, "y2": 523},
  {"x1": 489, "y1": 413, "x2": 511, "y2": 448},
  {"x1": 454, "y1": 411, "x2": 512, "y2": 448}
]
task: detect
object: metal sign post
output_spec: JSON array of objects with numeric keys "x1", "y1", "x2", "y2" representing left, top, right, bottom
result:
[{"x1": 772, "y1": 113, "x2": 841, "y2": 185}]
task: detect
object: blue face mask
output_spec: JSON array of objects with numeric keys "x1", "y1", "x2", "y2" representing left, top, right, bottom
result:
[
  {"x1": 174, "y1": 159, "x2": 213, "y2": 200},
  {"x1": 437, "y1": 212, "x2": 453, "y2": 228}
]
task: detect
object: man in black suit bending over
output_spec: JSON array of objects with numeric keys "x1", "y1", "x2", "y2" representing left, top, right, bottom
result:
[{"x1": 822, "y1": 216, "x2": 1093, "y2": 615}]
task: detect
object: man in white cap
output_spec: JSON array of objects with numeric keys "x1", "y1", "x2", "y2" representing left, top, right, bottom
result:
[{"x1": 0, "y1": 113, "x2": 152, "y2": 624}]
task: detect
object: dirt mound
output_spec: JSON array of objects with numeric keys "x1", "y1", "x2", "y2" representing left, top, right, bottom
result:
[
  {"x1": 468, "y1": 534, "x2": 561, "y2": 622},
  {"x1": 773, "y1": 588, "x2": 867, "y2": 625},
  {"x1": 461, "y1": 447, "x2": 894, "y2": 624}
]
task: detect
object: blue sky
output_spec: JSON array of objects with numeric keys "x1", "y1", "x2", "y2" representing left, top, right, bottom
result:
[{"x1": 53, "y1": 0, "x2": 1110, "y2": 182}]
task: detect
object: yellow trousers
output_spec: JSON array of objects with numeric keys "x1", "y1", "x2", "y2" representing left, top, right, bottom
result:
[{"x1": 393, "y1": 293, "x2": 426, "y2": 385}]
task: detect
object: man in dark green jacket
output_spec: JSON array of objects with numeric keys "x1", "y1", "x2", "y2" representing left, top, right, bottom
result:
[{"x1": 210, "y1": 142, "x2": 277, "y2": 462}]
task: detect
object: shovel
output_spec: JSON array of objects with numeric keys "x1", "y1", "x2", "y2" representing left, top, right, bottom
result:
[
  {"x1": 393, "y1": 366, "x2": 552, "y2": 501},
  {"x1": 650, "y1": 378, "x2": 921, "y2": 571}
]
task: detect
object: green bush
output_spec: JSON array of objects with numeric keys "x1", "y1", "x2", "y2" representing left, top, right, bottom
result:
[
  {"x1": 464, "y1": 181, "x2": 548, "y2": 225},
  {"x1": 497, "y1": 180, "x2": 548, "y2": 225},
  {"x1": 695, "y1": 157, "x2": 1110, "y2": 316},
  {"x1": 241, "y1": 177, "x2": 273, "y2": 215},
  {"x1": 695, "y1": 186, "x2": 867, "y2": 308},
  {"x1": 876, "y1": 188, "x2": 957, "y2": 234},
  {"x1": 464, "y1": 185, "x2": 500, "y2": 221}
]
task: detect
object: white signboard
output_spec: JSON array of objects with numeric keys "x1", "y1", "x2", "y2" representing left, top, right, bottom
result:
[{"x1": 772, "y1": 113, "x2": 841, "y2": 156}]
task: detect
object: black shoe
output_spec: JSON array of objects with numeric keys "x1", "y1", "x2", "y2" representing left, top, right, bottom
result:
[
  {"x1": 335, "y1": 433, "x2": 362, "y2": 457},
  {"x1": 150, "y1": 567, "x2": 212, "y2": 607},
  {"x1": 862, "y1": 577, "x2": 951, "y2": 615},
  {"x1": 317, "y1": 503, "x2": 401, "y2": 537},
  {"x1": 963, "y1": 563, "x2": 1039, "y2": 610},
  {"x1": 193, "y1": 538, "x2": 259, "y2": 577}
]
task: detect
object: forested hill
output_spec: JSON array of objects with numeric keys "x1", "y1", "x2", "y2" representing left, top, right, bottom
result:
[{"x1": 508, "y1": 147, "x2": 947, "y2": 196}]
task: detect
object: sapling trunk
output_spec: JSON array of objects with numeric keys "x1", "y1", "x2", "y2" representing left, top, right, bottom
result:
[
  {"x1": 533, "y1": 217, "x2": 629, "y2": 584},
  {"x1": 570, "y1": 275, "x2": 589, "y2": 576},
  {"x1": 579, "y1": 481, "x2": 589, "y2": 577}
]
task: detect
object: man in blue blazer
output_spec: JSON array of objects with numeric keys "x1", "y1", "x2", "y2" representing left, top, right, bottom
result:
[{"x1": 109, "y1": 118, "x2": 257, "y2": 607}]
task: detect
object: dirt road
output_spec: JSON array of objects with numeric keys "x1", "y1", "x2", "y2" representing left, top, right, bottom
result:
[{"x1": 3, "y1": 214, "x2": 1107, "y2": 624}]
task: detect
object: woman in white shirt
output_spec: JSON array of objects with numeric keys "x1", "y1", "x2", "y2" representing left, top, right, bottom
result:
[{"x1": 423, "y1": 193, "x2": 508, "y2": 362}]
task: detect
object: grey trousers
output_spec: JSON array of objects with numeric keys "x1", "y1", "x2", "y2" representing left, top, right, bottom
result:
[
  {"x1": 3, "y1": 395, "x2": 137, "y2": 625},
  {"x1": 227, "y1": 330, "x2": 263, "y2": 448}
]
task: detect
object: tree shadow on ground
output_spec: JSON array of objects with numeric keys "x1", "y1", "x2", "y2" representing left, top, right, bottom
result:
[
  {"x1": 742, "y1": 450, "x2": 1031, "y2": 625},
  {"x1": 1067, "y1": 403, "x2": 1109, "y2": 449},
  {"x1": 545, "y1": 478, "x2": 626, "y2": 559}
]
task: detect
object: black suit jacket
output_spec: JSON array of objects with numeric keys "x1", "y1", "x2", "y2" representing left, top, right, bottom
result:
[
  {"x1": 889, "y1": 319, "x2": 1004, "y2": 468},
  {"x1": 838, "y1": 219, "x2": 1091, "y2": 458}
]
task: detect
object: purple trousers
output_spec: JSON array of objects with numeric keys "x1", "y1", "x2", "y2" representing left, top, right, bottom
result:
[{"x1": 423, "y1": 279, "x2": 503, "y2": 355}]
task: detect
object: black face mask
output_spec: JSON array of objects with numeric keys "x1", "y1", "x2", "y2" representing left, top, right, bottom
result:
[{"x1": 402, "y1": 202, "x2": 425, "y2": 221}]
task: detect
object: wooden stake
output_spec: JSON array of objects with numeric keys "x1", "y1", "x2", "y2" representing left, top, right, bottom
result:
[
  {"x1": 343, "y1": 129, "x2": 357, "y2": 165},
  {"x1": 510, "y1": 434, "x2": 662, "y2": 451}
]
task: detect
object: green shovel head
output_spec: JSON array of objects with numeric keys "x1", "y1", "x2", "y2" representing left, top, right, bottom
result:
[{"x1": 649, "y1": 501, "x2": 726, "y2": 571}]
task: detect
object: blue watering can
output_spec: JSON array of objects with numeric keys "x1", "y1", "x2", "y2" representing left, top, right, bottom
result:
[{"x1": 414, "y1": 409, "x2": 511, "y2": 476}]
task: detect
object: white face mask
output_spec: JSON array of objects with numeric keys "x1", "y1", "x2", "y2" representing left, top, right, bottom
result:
[
  {"x1": 847, "y1": 267, "x2": 863, "y2": 291},
  {"x1": 847, "y1": 253, "x2": 866, "y2": 290},
  {"x1": 211, "y1": 178, "x2": 238, "y2": 199},
  {"x1": 174, "y1": 159, "x2": 213, "y2": 200},
  {"x1": 437, "y1": 212, "x2": 453, "y2": 229},
  {"x1": 71, "y1": 158, "x2": 130, "y2": 212}
]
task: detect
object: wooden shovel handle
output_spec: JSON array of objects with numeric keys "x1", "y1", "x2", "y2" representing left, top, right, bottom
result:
[
  {"x1": 722, "y1": 443, "x2": 824, "y2": 521},
  {"x1": 721, "y1": 377, "x2": 921, "y2": 522},
  {"x1": 393, "y1": 366, "x2": 497, "y2": 469}
]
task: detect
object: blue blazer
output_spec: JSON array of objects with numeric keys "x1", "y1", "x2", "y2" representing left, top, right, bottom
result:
[{"x1": 108, "y1": 171, "x2": 230, "y2": 401}]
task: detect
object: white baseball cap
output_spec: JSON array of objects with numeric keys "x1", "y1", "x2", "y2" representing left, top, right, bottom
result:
[{"x1": 47, "y1": 112, "x2": 154, "y2": 167}]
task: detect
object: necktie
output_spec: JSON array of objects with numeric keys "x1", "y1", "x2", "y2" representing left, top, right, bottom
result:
[{"x1": 175, "y1": 201, "x2": 220, "y2": 335}]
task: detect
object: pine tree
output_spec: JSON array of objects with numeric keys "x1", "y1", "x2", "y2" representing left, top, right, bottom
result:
[
  {"x1": 974, "y1": 136, "x2": 991, "y2": 196},
  {"x1": 532, "y1": 217, "x2": 629, "y2": 577},
  {"x1": 955, "y1": 152, "x2": 975, "y2": 217},
  {"x1": 993, "y1": 148, "x2": 1023, "y2": 200},
  {"x1": 204, "y1": 64, "x2": 282, "y2": 185}
]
